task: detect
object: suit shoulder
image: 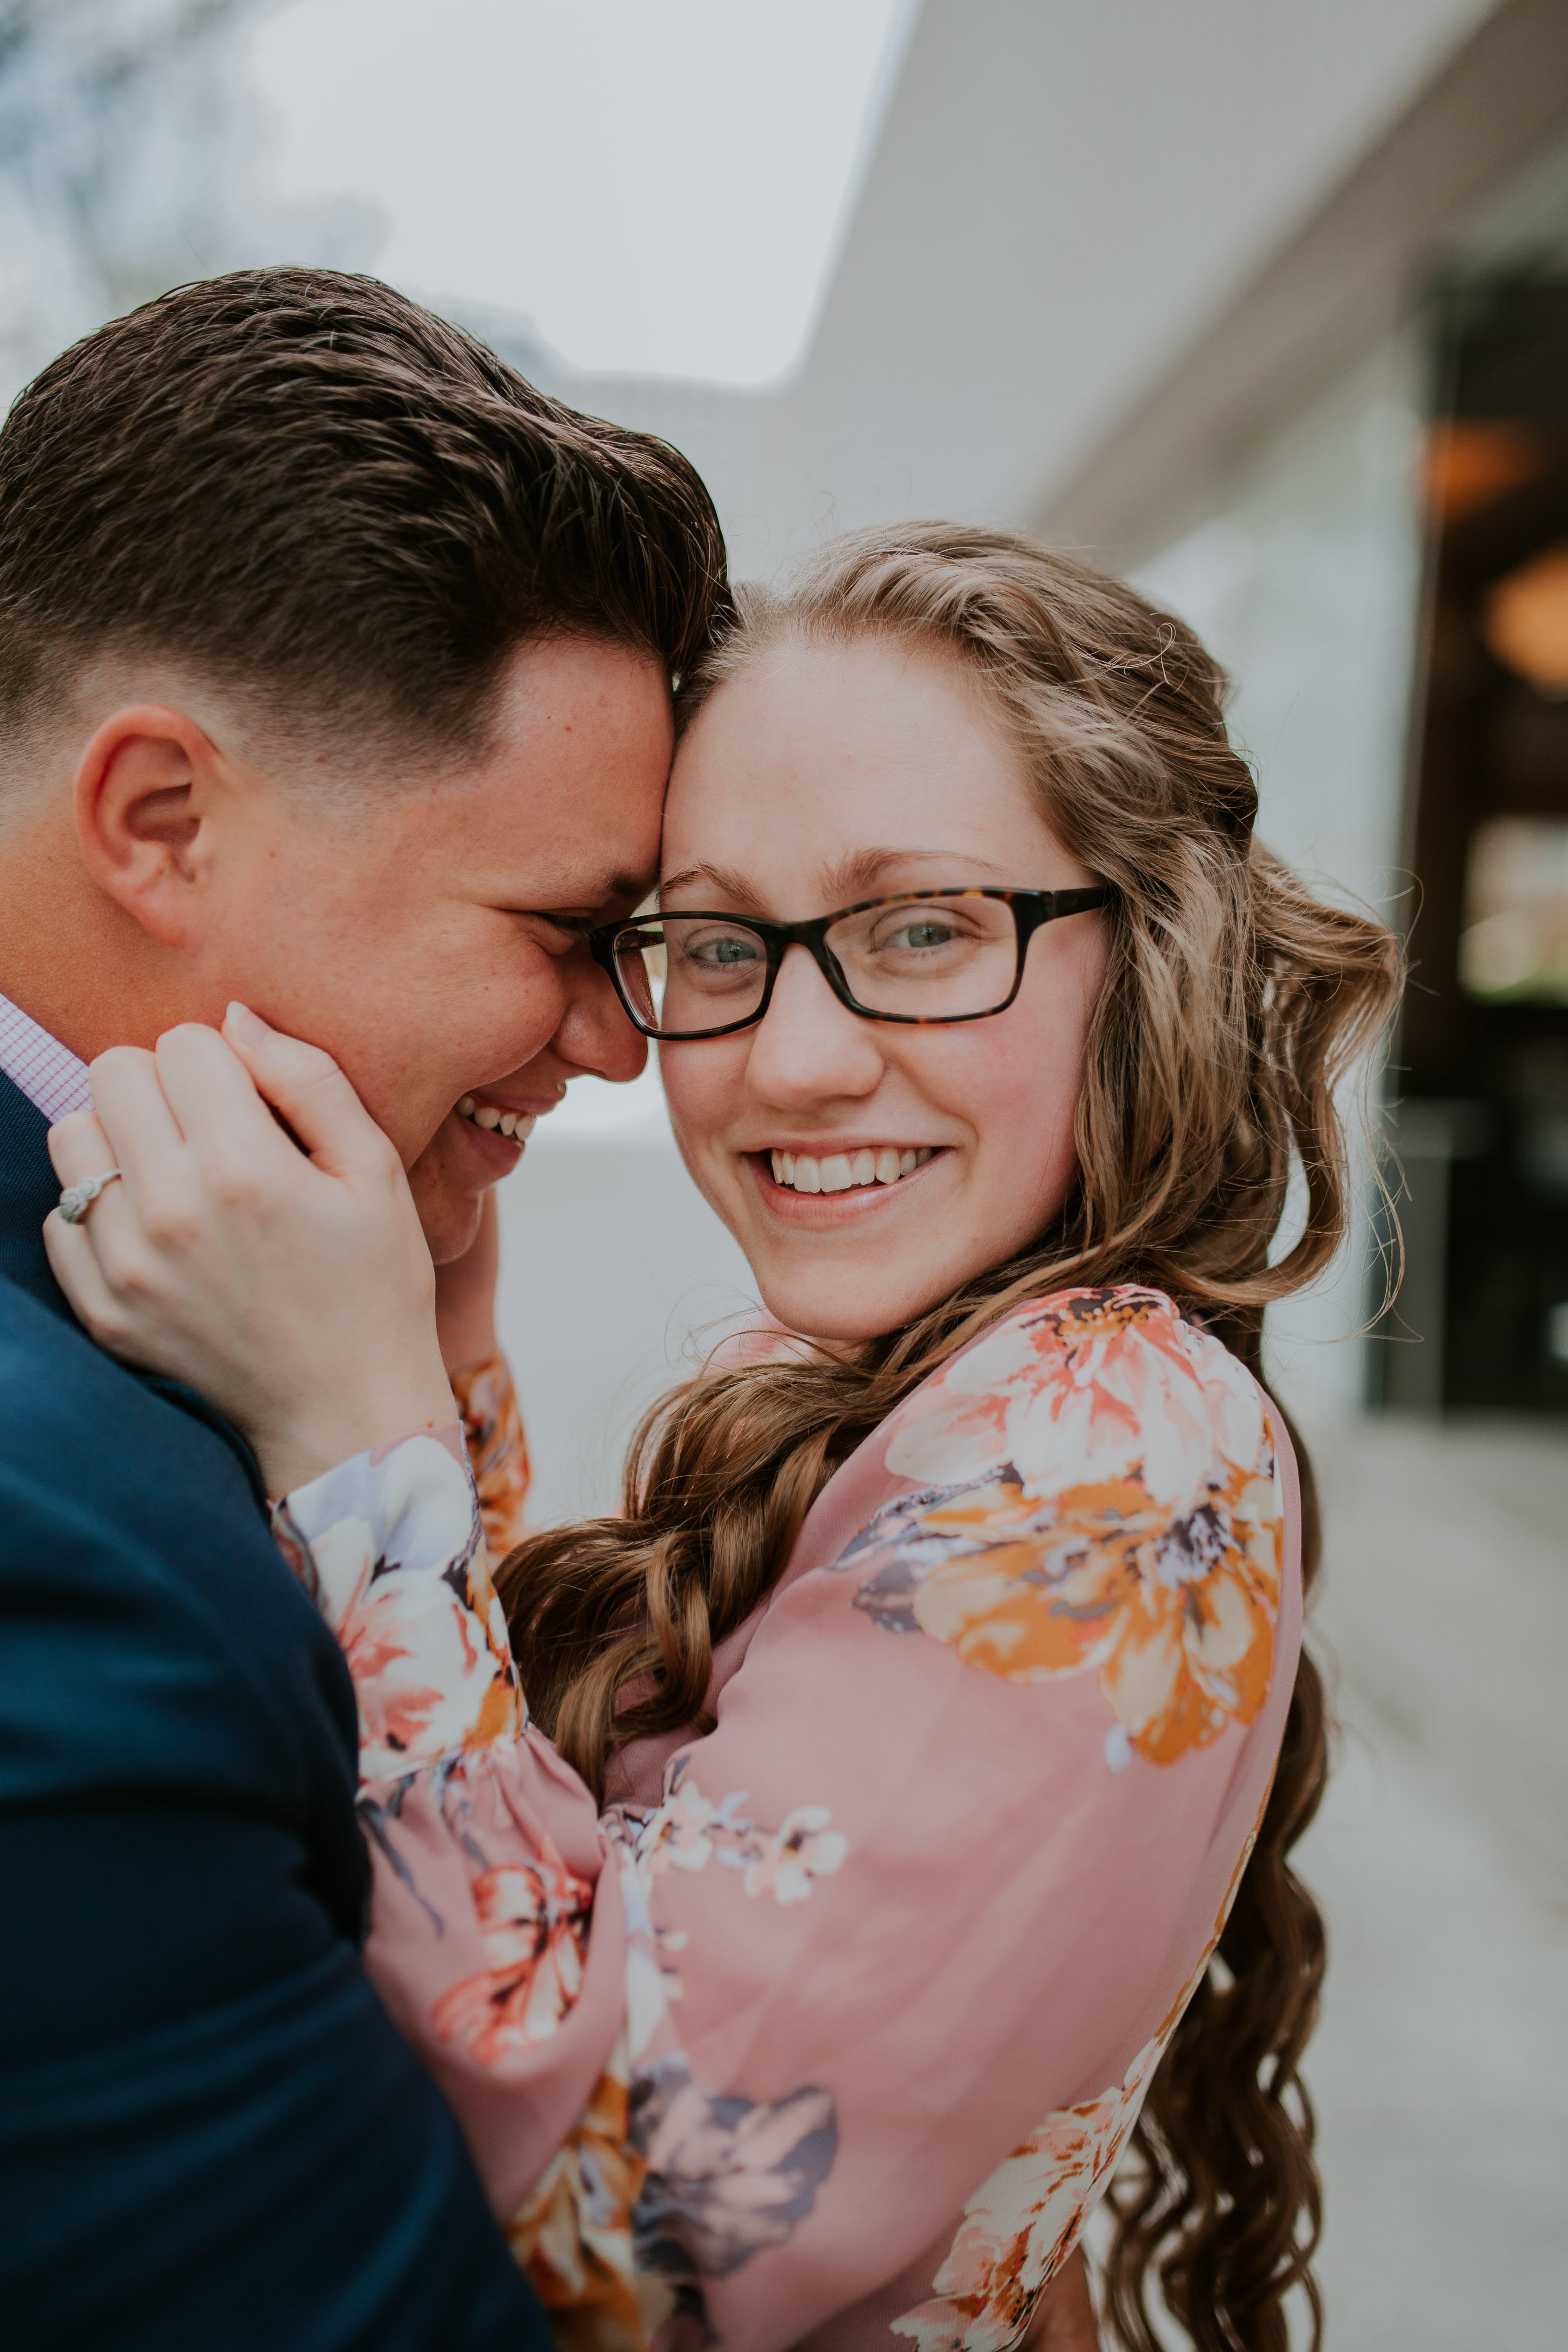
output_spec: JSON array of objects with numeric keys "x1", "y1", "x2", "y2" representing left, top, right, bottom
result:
[
  {"x1": 0, "y1": 1272, "x2": 358, "y2": 1813},
  {"x1": 0, "y1": 1273, "x2": 264, "y2": 1545}
]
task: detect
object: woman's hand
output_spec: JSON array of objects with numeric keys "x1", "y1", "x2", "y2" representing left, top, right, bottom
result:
[{"x1": 44, "y1": 1004, "x2": 455, "y2": 1497}]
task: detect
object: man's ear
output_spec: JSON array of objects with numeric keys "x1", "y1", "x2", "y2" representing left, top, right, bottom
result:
[{"x1": 73, "y1": 704, "x2": 219, "y2": 948}]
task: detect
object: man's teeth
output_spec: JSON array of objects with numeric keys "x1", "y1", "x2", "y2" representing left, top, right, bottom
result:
[
  {"x1": 455, "y1": 1095, "x2": 536, "y2": 1142},
  {"x1": 768, "y1": 1147, "x2": 934, "y2": 1194}
]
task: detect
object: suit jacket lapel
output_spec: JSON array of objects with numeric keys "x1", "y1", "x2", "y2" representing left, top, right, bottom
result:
[
  {"x1": 0, "y1": 1067, "x2": 70, "y2": 1316},
  {"x1": 0, "y1": 1067, "x2": 268, "y2": 1508}
]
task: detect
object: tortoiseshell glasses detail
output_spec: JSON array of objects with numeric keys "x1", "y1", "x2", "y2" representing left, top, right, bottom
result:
[{"x1": 587, "y1": 885, "x2": 1115, "y2": 1042}]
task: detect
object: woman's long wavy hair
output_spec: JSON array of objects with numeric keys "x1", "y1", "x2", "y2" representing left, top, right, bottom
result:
[{"x1": 498, "y1": 524, "x2": 1403, "y2": 2351}]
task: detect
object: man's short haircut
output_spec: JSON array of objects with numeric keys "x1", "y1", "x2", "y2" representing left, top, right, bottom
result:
[{"x1": 0, "y1": 267, "x2": 729, "y2": 767}]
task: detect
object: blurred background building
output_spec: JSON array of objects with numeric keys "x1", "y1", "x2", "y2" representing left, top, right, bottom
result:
[{"x1": 3, "y1": 4, "x2": 1565, "y2": 2345}]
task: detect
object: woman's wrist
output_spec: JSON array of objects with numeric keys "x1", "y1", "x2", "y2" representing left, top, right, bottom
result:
[{"x1": 254, "y1": 1359, "x2": 458, "y2": 1496}]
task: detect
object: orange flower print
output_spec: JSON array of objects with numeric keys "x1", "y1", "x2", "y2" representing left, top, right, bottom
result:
[
  {"x1": 506, "y1": 2047, "x2": 651, "y2": 2352},
  {"x1": 843, "y1": 1288, "x2": 1283, "y2": 1766},
  {"x1": 431, "y1": 1833, "x2": 595, "y2": 2062},
  {"x1": 452, "y1": 1351, "x2": 533, "y2": 1563}
]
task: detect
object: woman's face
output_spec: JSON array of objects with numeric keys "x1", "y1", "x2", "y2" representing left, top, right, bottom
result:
[{"x1": 656, "y1": 635, "x2": 1111, "y2": 1342}]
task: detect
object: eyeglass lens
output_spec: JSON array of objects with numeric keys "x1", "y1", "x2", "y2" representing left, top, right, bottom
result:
[{"x1": 612, "y1": 895, "x2": 1022, "y2": 1036}]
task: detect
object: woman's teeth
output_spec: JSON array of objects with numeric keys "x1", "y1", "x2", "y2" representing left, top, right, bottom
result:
[
  {"x1": 769, "y1": 1147, "x2": 934, "y2": 1194},
  {"x1": 456, "y1": 1094, "x2": 536, "y2": 1143}
]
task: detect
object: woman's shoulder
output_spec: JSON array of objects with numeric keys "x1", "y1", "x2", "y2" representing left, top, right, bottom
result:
[
  {"x1": 882, "y1": 1281, "x2": 1272, "y2": 1497},
  {"x1": 829, "y1": 1285, "x2": 1289, "y2": 1771}
]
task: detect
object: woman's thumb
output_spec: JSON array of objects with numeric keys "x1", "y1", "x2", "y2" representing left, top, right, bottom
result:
[{"x1": 221, "y1": 1002, "x2": 389, "y2": 1175}]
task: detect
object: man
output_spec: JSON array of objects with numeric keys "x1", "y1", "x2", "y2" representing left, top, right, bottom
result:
[{"x1": 0, "y1": 268, "x2": 724, "y2": 2348}]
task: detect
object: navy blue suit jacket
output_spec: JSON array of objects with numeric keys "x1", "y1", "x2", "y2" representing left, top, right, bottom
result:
[{"x1": 0, "y1": 1071, "x2": 548, "y2": 2349}]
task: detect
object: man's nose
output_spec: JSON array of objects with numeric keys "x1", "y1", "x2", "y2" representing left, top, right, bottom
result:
[
  {"x1": 743, "y1": 943, "x2": 885, "y2": 1105},
  {"x1": 549, "y1": 945, "x2": 649, "y2": 1083}
]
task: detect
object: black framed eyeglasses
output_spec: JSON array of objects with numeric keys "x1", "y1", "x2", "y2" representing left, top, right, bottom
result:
[{"x1": 587, "y1": 885, "x2": 1114, "y2": 1042}]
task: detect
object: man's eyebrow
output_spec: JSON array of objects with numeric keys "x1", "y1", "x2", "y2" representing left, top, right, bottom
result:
[
  {"x1": 576, "y1": 869, "x2": 654, "y2": 911},
  {"x1": 519, "y1": 869, "x2": 655, "y2": 921}
]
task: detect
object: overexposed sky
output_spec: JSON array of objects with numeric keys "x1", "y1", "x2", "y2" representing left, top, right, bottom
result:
[{"x1": 243, "y1": 0, "x2": 915, "y2": 388}]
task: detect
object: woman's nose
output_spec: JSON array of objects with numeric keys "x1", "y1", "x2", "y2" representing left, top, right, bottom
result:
[{"x1": 743, "y1": 943, "x2": 885, "y2": 1104}]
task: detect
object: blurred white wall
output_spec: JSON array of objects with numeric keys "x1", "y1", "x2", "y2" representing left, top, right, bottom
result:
[
  {"x1": 493, "y1": 1074, "x2": 756, "y2": 1525},
  {"x1": 1132, "y1": 334, "x2": 1430, "y2": 1420},
  {"x1": 716, "y1": 0, "x2": 1497, "y2": 567},
  {"x1": 552, "y1": 0, "x2": 1506, "y2": 571}
]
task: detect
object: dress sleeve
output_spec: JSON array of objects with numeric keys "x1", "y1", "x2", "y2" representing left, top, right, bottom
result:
[
  {"x1": 451, "y1": 1350, "x2": 533, "y2": 1560},
  {"x1": 601, "y1": 1286, "x2": 1300, "y2": 2352},
  {"x1": 272, "y1": 1428, "x2": 642, "y2": 2344}
]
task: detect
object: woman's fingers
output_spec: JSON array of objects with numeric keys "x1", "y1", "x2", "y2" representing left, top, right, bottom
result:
[
  {"x1": 45, "y1": 1092, "x2": 185, "y2": 1348},
  {"x1": 83, "y1": 1042, "x2": 202, "y2": 1227},
  {"x1": 150, "y1": 1022, "x2": 303, "y2": 1184},
  {"x1": 45, "y1": 1105, "x2": 143, "y2": 1274},
  {"x1": 46, "y1": 1105, "x2": 118, "y2": 1188},
  {"x1": 42, "y1": 1112, "x2": 158, "y2": 1360},
  {"x1": 220, "y1": 1002, "x2": 397, "y2": 1180},
  {"x1": 41, "y1": 1204, "x2": 140, "y2": 1351}
]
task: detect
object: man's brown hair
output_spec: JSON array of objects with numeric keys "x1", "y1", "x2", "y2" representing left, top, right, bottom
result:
[{"x1": 0, "y1": 267, "x2": 729, "y2": 765}]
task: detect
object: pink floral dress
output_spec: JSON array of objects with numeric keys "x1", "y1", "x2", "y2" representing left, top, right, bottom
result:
[{"x1": 272, "y1": 1287, "x2": 1301, "y2": 2352}]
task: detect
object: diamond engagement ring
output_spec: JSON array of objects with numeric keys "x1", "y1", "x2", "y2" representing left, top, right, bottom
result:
[{"x1": 58, "y1": 1169, "x2": 123, "y2": 1224}]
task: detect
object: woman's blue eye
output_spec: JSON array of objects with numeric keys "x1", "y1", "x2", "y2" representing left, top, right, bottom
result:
[
  {"x1": 894, "y1": 923, "x2": 956, "y2": 949},
  {"x1": 691, "y1": 935, "x2": 761, "y2": 965}
]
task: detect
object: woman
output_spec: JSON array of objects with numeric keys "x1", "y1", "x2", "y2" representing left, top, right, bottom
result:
[{"x1": 46, "y1": 526, "x2": 1400, "y2": 2352}]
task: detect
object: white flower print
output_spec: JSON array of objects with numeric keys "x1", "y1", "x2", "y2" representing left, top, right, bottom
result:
[{"x1": 892, "y1": 2031, "x2": 1166, "y2": 2352}]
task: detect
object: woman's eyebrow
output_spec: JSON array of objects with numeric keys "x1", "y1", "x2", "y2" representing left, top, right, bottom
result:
[
  {"x1": 818, "y1": 846, "x2": 1012, "y2": 898},
  {"x1": 658, "y1": 860, "x2": 766, "y2": 907},
  {"x1": 658, "y1": 848, "x2": 1014, "y2": 911}
]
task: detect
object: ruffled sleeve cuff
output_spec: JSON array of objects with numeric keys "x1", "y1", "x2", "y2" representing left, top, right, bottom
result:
[
  {"x1": 271, "y1": 1422, "x2": 523, "y2": 1781},
  {"x1": 451, "y1": 1349, "x2": 532, "y2": 1561}
]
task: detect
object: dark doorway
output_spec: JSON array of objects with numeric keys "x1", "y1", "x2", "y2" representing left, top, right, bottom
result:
[{"x1": 1391, "y1": 276, "x2": 1568, "y2": 1412}]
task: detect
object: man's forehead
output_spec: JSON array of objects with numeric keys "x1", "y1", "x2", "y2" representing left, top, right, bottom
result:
[
  {"x1": 475, "y1": 839, "x2": 658, "y2": 914},
  {"x1": 441, "y1": 773, "x2": 663, "y2": 908}
]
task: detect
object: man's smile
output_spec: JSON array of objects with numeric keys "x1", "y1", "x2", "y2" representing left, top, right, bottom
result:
[{"x1": 454, "y1": 1092, "x2": 539, "y2": 1143}]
